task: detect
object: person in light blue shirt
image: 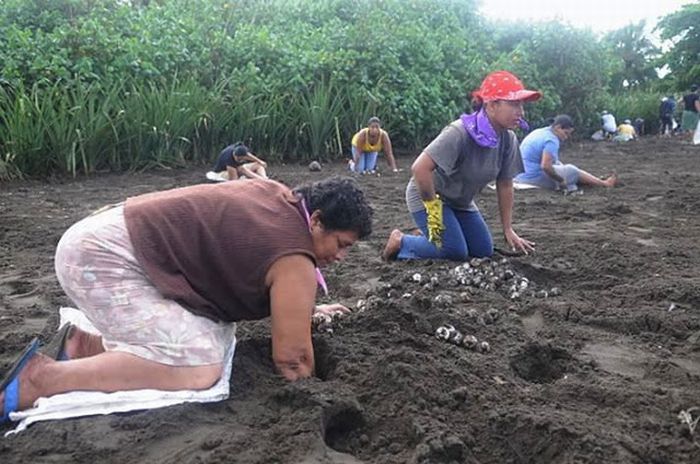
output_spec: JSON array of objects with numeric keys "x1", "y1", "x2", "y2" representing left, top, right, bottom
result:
[{"x1": 515, "y1": 115, "x2": 617, "y2": 192}]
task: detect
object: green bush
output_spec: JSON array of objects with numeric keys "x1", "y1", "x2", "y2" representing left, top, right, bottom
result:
[{"x1": 0, "y1": 0, "x2": 692, "y2": 178}]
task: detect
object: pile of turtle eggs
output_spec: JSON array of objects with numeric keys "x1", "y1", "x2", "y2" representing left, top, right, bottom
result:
[
  {"x1": 435, "y1": 324, "x2": 490, "y2": 353},
  {"x1": 312, "y1": 313, "x2": 336, "y2": 334},
  {"x1": 446, "y1": 258, "x2": 560, "y2": 300}
]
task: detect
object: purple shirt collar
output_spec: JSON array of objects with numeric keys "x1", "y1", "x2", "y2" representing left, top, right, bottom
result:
[{"x1": 460, "y1": 110, "x2": 530, "y2": 148}]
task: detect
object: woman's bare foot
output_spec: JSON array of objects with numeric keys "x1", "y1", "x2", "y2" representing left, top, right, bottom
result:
[
  {"x1": 382, "y1": 229, "x2": 403, "y2": 261},
  {"x1": 0, "y1": 353, "x2": 54, "y2": 415},
  {"x1": 603, "y1": 173, "x2": 618, "y2": 187},
  {"x1": 64, "y1": 327, "x2": 105, "y2": 359}
]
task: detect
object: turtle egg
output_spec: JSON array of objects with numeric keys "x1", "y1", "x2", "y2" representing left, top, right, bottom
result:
[
  {"x1": 462, "y1": 335, "x2": 478, "y2": 349},
  {"x1": 434, "y1": 294, "x2": 453, "y2": 306},
  {"x1": 479, "y1": 341, "x2": 491, "y2": 353},
  {"x1": 486, "y1": 307, "x2": 500, "y2": 321},
  {"x1": 435, "y1": 326, "x2": 450, "y2": 340},
  {"x1": 449, "y1": 331, "x2": 464, "y2": 345}
]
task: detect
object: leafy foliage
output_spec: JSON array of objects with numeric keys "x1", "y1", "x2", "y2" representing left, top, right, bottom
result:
[
  {"x1": 489, "y1": 21, "x2": 614, "y2": 130},
  {"x1": 657, "y1": 2, "x2": 700, "y2": 90},
  {"x1": 0, "y1": 0, "x2": 695, "y2": 178},
  {"x1": 604, "y1": 21, "x2": 660, "y2": 90}
]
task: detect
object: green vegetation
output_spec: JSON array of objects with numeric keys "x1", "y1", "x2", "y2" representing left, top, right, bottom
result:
[{"x1": 0, "y1": 0, "x2": 696, "y2": 179}]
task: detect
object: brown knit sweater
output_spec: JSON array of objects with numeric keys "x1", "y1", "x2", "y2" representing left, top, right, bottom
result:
[{"x1": 124, "y1": 179, "x2": 316, "y2": 322}]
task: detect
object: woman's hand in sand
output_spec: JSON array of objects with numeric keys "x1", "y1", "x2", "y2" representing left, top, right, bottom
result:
[
  {"x1": 504, "y1": 228, "x2": 535, "y2": 255},
  {"x1": 314, "y1": 303, "x2": 351, "y2": 317}
]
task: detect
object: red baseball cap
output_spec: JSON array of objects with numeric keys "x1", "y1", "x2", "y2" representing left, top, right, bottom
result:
[{"x1": 472, "y1": 70, "x2": 542, "y2": 103}]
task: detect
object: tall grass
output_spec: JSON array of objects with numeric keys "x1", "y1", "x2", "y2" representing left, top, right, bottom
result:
[
  {"x1": 0, "y1": 81, "x2": 121, "y2": 178},
  {"x1": 0, "y1": 82, "x2": 116, "y2": 177},
  {"x1": 115, "y1": 80, "x2": 213, "y2": 170},
  {"x1": 8, "y1": 76, "x2": 649, "y2": 178},
  {"x1": 0, "y1": 82, "x2": 58, "y2": 177},
  {"x1": 0, "y1": 79, "x2": 222, "y2": 179},
  {"x1": 292, "y1": 79, "x2": 346, "y2": 161},
  {"x1": 0, "y1": 75, "x2": 400, "y2": 179}
]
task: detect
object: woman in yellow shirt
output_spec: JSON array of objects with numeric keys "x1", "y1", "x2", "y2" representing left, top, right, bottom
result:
[
  {"x1": 614, "y1": 119, "x2": 637, "y2": 142},
  {"x1": 350, "y1": 117, "x2": 398, "y2": 174}
]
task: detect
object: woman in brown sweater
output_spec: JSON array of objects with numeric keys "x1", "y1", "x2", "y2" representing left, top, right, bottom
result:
[{"x1": 1, "y1": 177, "x2": 372, "y2": 421}]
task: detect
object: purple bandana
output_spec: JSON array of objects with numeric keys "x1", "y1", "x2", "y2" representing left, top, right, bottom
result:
[
  {"x1": 461, "y1": 110, "x2": 529, "y2": 148},
  {"x1": 461, "y1": 109, "x2": 498, "y2": 148}
]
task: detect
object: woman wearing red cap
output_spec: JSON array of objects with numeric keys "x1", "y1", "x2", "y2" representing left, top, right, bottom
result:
[{"x1": 382, "y1": 71, "x2": 538, "y2": 261}]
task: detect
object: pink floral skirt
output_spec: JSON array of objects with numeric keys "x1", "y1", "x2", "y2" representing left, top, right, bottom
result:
[{"x1": 55, "y1": 205, "x2": 234, "y2": 367}]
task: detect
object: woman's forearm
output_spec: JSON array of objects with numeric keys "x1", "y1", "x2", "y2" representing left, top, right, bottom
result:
[
  {"x1": 543, "y1": 165, "x2": 564, "y2": 183},
  {"x1": 496, "y1": 179, "x2": 514, "y2": 230},
  {"x1": 246, "y1": 153, "x2": 266, "y2": 166},
  {"x1": 385, "y1": 150, "x2": 398, "y2": 170},
  {"x1": 383, "y1": 134, "x2": 397, "y2": 170},
  {"x1": 414, "y1": 168, "x2": 436, "y2": 200}
]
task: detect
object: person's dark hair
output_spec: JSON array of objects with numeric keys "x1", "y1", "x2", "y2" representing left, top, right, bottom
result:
[
  {"x1": 471, "y1": 96, "x2": 483, "y2": 112},
  {"x1": 367, "y1": 116, "x2": 381, "y2": 126},
  {"x1": 692, "y1": 84, "x2": 699, "y2": 92},
  {"x1": 294, "y1": 176, "x2": 373, "y2": 239},
  {"x1": 551, "y1": 114, "x2": 574, "y2": 129},
  {"x1": 233, "y1": 144, "x2": 248, "y2": 157}
]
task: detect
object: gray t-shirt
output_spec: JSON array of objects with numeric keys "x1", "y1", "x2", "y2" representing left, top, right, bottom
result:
[{"x1": 406, "y1": 120, "x2": 523, "y2": 212}]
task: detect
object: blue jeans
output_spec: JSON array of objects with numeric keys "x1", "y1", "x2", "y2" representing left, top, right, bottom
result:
[
  {"x1": 351, "y1": 147, "x2": 378, "y2": 173},
  {"x1": 397, "y1": 206, "x2": 493, "y2": 261}
]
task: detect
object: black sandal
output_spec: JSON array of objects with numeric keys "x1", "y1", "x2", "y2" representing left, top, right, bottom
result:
[{"x1": 41, "y1": 323, "x2": 74, "y2": 361}]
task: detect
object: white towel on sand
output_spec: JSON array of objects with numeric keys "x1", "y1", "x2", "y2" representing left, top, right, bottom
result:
[
  {"x1": 206, "y1": 171, "x2": 249, "y2": 182},
  {"x1": 6, "y1": 307, "x2": 236, "y2": 436},
  {"x1": 205, "y1": 171, "x2": 229, "y2": 182},
  {"x1": 487, "y1": 182, "x2": 540, "y2": 190}
]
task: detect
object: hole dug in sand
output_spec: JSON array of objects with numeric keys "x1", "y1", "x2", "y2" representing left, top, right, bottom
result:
[
  {"x1": 510, "y1": 343, "x2": 574, "y2": 384},
  {"x1": 313, "y1": 338, "x2": 338, "y2": 381},
  {"x1": 322, "y1": 400, "x2": 366, "y2": 455}
]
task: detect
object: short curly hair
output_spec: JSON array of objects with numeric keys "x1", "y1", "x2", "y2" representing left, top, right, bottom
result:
[{"x1": 293, "y1": 176, "x2": 373, "y2": 239}]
